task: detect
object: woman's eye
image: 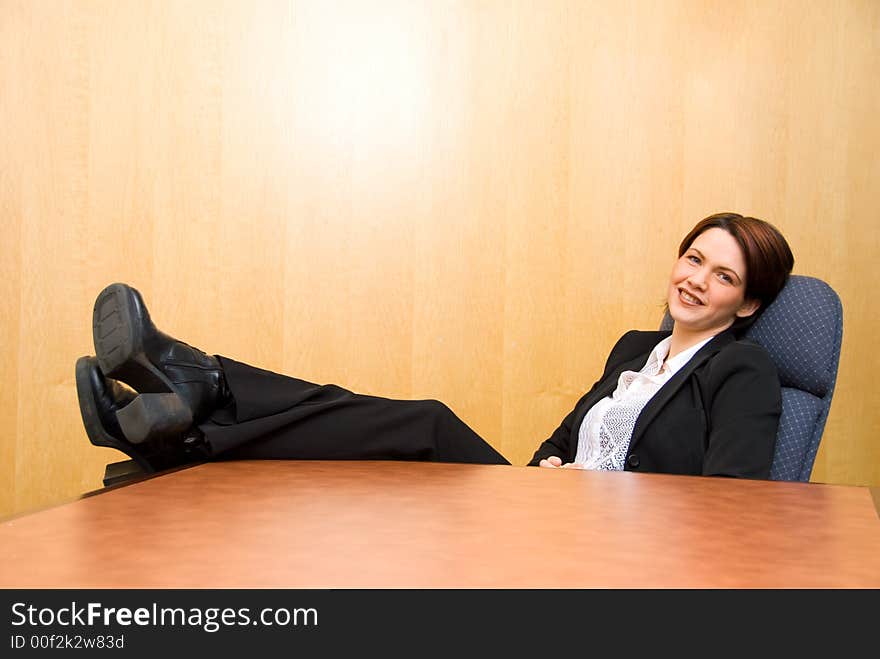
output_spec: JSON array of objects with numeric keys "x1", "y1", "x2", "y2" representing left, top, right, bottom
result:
[
  {"x1": 687, "y1": 255, "x2": 700, "y2": 264},
  {"x1": 718, "y1": 272, "x2": 733, "y2": 284}
]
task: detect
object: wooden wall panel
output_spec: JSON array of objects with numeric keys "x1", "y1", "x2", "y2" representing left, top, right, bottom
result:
[
  {"x1": 1, "y1": 0, "x2": 878, "y2": 516},
  {"x1": 0, "y1": 0, "x2": 24, "y2": 515}
]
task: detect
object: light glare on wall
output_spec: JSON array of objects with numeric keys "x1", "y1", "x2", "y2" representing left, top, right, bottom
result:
[{"x1": 300, "y1": 9, "x2": 429, "y2": 158}]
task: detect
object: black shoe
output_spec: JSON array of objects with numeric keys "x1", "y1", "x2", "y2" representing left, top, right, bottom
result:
[
  {"x1": 92, "y1": 283, "x2": 228, "y2": 444},
  {"x1": 75, "y1": 356, "x2": 199, "y2": 473}
]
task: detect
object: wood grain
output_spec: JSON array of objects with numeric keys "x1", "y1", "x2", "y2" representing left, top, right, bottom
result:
[{"x1": 0, "y1": 461, "x2": 877, "y2": 588}]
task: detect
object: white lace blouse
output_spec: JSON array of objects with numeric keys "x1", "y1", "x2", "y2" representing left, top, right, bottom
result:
[{"x1": 574, "y1": 336, "x2": 712, "y2": 470}]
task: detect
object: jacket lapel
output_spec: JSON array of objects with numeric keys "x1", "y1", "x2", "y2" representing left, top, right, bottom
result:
[
  {"x1": 627, "y1": 330, "x2": 736, "y2": 449},
  {"x1": 566, "y1": 333, "x2": 669, "y2": 461}
]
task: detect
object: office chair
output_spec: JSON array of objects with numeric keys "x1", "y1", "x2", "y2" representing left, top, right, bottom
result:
[{"x1": 661, "y1": 274, "x2": 843, "y2": 481}]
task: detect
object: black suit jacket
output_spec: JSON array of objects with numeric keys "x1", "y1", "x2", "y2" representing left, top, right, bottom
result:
[{"x1": 528, "y1": 329, "x2": 781, "y2": 479}]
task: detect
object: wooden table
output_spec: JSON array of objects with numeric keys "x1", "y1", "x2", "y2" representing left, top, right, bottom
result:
[{"x1": 0, "y1": 460, "x2": 878, "y2": 588}]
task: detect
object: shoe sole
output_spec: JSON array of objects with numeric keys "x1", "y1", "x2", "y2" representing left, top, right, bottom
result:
[
  {"x1": 93, "y1": 283, "x2": 173, "y2": 394},
  {"x1": 75, "y1": 356, "x2": 156, "y2": 473},
  {"x1": 93, "y1": 284, "x2": 137, "y2": 376}
]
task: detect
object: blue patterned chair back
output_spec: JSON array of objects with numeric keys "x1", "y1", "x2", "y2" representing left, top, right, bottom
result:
[{"x1": 660, "y1": 275, "x2": 843, "y2": 481}]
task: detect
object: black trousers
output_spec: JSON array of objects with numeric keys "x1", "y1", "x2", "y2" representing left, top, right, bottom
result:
[{"x1": 197, "y1": 357, "x2": 510, "y2": 465}]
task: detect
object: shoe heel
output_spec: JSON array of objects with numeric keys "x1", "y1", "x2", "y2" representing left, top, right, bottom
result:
[
  {"x1": 116, "y1": 393, "x2": 193, "y2": 445},
  {"x1": 113, "y1": 353, "x2": 176, "y2": 394}
]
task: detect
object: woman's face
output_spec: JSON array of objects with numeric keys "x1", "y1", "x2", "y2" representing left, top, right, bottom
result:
[{"x1": 667, "y1": 227, "x2": 759, "y2": 337}]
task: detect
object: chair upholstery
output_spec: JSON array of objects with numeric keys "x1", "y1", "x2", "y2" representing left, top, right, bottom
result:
[{"x1": 660, "y1": 275, "x2": 843, "y2": 481}]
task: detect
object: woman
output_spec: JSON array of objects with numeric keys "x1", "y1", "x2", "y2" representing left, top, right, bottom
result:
[{"x1": 76, "y1": 212, "x2": 794, "y2": 478}]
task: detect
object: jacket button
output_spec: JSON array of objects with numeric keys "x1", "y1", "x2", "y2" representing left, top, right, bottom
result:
[{"x1": 627, "y1": 454, "x2": 640, "y2": 468}]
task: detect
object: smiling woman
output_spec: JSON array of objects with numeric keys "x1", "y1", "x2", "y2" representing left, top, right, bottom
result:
[
  {"x1": 667, "y1": 213, "x2": 794, "y2": 355},
  {"x1": 670, "y1": 228, "x2": 761, "y2": 346},
  {"x1": 533, "y1": 213, "x2": 794, "y2": 474},
  {"x1": 76, "y1": 213, "x2": 795, "y2": 480}
]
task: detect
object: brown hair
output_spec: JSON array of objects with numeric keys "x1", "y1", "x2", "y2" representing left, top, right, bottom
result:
[{"x1": 678, "y1": 212, "x2": 794, "y2": 332}]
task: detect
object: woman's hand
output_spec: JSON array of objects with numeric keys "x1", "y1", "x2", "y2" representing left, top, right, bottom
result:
[
  {"x1": 538, "y1": 456, "x2": 585, "y2": 469},
  {"x1": 539, "y1": 456, "x2": 563, "y2": 468}
]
